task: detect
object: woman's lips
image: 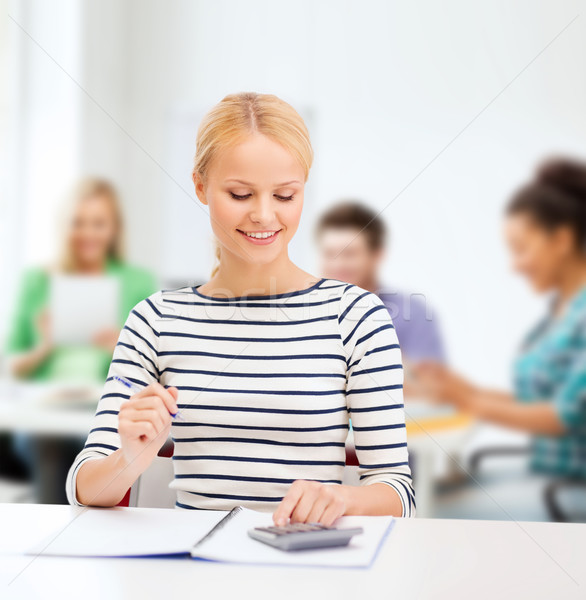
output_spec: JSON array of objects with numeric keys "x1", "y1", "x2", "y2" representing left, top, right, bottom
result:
[{"x1": 237, "y1": 229, "x2": 282, "y2": 245}]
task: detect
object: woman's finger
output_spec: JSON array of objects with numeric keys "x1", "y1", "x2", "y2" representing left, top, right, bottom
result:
[
  {"x1": 130, "y1": 382, "x2": 178, "y2": 415},
  {"x1": 127, "y1": 396, "x2": 173, "y2": 423},
  {"x1": 120, "y1": 407, "x2": 166, "y2": 434},
  {"x1": 273, "y1": 481, "x2": 306, "y2": 526},
  {"x1": 290, "y1": 485, "x2": 320, "y2": 523},
  {"x1": 319, "y1": 499, "x2": 345, "y2": 527},
  {"x1": 119, "y1": 419, "x2": 158, "y2": 442},
  {"x1": 304, "y1": 493, "x2": 330, "y2": 524}
]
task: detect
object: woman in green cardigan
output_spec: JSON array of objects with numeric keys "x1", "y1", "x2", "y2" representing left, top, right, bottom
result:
[{"x1": 2, "y1": 177, "x2": 158, "y2": 502}]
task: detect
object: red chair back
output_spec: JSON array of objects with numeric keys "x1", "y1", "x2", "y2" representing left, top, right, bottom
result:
[{"x1": 116, "y1": 439, "x2": 175, "y2": 507}]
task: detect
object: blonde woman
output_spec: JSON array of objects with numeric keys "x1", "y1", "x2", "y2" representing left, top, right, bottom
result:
[
  {"x1": 5, "y1": 177, "x2": 157, "y2": 382},
  {"x1": 67, "y1": 92, "x2": 415, "y2": 523},
  {"x1": 3, "y1": 177, "x2": 157, "y2": 503}
]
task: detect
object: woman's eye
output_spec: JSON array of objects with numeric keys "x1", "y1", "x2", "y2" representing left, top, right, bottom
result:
[{"x1": 229, "y1": 192, "x2": 294, "y2": 201}]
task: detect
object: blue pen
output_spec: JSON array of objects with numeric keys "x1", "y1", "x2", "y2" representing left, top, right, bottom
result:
[{"x1": 113, "y1": 375, "x2": 185, "y2": 421}]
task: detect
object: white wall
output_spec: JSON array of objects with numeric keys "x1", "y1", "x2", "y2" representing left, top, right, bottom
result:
[
  {"x1": 4, "y1": 0, "x2": 586, "y2": 388},
  {"x1": 1, "y1": 0, "x2": 82, "y2": 344}
]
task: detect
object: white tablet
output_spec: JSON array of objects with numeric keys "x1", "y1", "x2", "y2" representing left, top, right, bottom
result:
[{"x1": 49, "y1": 274, "x2": 120, "y2": 345}]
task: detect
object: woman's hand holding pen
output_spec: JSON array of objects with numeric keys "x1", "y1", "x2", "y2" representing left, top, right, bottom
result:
[
  {"x1": 118, "y1": 382, "x2": 179, "y2": 472},
  {"x1": 75, "y1": 382, "x2": 179, "y2": 507}
]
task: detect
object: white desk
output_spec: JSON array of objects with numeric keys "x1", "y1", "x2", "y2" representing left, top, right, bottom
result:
[{"x1": 1, "y1": 503, "x2": 584, "y2": 600}]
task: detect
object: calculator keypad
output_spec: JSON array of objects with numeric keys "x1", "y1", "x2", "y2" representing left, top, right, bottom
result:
[{"x1": 254, "y1": 523, "x2": 328, "y2": 535}]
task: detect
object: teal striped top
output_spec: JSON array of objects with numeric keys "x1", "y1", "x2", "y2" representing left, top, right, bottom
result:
[{"x1": 514, "y1": 284, "x2": 586, "y2": 478}]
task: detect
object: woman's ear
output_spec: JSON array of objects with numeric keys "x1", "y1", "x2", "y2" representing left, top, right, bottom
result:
[
  {"x1": 552, "y1": 225, "x2": 577, "y2": 259},
  {"x1": 193, "y1": 171, "x2": 208, "y2": 205}
]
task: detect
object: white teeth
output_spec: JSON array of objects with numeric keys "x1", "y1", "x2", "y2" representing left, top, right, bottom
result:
[{"x1": 243, "y1": 231, "x2": 277, "y2": 239}]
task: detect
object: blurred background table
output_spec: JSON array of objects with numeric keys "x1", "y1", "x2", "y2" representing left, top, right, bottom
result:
[
  {"x1": 0, "y1": 379, "x2": 102, "y2": 504},
  {"x1": 346, "y1": 399, "x2": 475, "y2": 517},
  {"x1": 0, "y1": 379, "x2": 100, "y2": 436},
  {"x1": 0, "y1": 382, "x2": 475, "y2": 515}
]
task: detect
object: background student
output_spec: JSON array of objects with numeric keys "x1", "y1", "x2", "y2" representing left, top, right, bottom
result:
[
  {"x1": 314, "y1": 201, "x2": 447, "y2": 392},
  {"x1": 2, "y1": 177, "x2": 157, "y2": 503},
  {"x1": 414, "y1": 157, "x2": 586, "y2": 490}
]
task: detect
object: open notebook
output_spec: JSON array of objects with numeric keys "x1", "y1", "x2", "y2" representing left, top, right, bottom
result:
[{"x1": 26, "y1": 506, "x2": 394, "y2": 568}]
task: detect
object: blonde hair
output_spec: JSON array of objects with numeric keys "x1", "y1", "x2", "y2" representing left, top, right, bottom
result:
[
  {"x1": 192, "y1": 92, "x2": 314, "y2": 279},
  {"x1": 55, "y1": 176, "x2": 126, "y2": 273}
]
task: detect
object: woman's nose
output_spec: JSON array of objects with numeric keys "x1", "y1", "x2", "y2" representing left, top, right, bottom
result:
[{"x1": 249, "y1": 195, "x2": 276, "y2": 224}]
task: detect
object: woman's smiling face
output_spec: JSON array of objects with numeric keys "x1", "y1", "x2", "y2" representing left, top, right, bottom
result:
[{"x1": 194, "y1": 132, "x2": 305, "y2": 266}]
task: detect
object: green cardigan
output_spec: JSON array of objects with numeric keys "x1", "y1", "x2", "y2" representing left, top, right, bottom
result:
[{"x1": 4, "y1": 258, "x2": 158, "y2": 383}]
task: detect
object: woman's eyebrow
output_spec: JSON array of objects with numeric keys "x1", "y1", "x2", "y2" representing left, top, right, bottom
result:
[{"x1": 224, "y1": 178, "x2": 301, "y2": 186}]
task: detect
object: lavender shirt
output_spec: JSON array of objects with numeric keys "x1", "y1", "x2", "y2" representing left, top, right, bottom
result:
[{"x1": 375, "y1": 286, "x2": 446, "y2": 363}]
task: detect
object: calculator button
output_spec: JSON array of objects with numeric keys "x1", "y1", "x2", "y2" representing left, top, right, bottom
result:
[
  {"x1": 254, "y1": 527, "x2": 288, "y2": 536},
  {"x1": 292, "y1": 523, "x2": 317, "y2": 531},
  {"x1": 289, "y1": 523, "x2": 327, "y2": 531}
]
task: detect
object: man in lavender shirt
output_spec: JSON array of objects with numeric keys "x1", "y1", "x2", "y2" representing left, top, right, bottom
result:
[
  {"x1": 314, "y1": 201, "x2": 446, "y2": 373},
  {"x1": 375, "y1": 288, "x2": 446, "y2": 364}
]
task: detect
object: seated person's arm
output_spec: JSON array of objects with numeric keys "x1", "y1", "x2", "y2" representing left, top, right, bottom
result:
[
  {"x1": 5, "y1": 269, "x2": 53, "y2": 378},
  {"x1": 477, "y1": 353, "x2": 586, "y2": 435},
  {"x1": 7, "y1": 336, "x2": 52, "y2": 378},
  {"x1": 413, "y1": 362, "x2": 580, "y2": 436},
  {"x1": 470, "y1": 398, "x2": 565, "y2": 435}
]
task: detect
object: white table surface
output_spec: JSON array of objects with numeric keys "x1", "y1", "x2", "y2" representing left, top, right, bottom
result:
[{"x1": 1, "y1": 503, "x2": 584, "y2": 600}]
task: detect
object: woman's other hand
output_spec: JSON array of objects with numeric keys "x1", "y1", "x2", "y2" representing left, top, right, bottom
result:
[
  {"x1": 273, "y1": 480, "x2": 347, "y2": 527},
  {"x1": 92, "y1": 327, "x2": 120, "y2": 354},
  {"x1": 403, "y1": 357, "x2": 433, "y2": 398},
  {"x1": 118, "y1": 382, "x2": 179, "y2": 472},
  {"x1": 412, "y1": 361, "x2": 478, "y2": 410}
]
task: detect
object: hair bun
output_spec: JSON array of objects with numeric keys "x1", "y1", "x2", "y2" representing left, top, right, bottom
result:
[{"x1": 535, "y1": 156, "x2": 586, "y2": 203}]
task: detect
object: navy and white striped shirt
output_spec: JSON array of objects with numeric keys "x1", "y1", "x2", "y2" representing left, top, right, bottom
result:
[{"x1": 66, "y1": 277, "x2": 415, "y2": 516}]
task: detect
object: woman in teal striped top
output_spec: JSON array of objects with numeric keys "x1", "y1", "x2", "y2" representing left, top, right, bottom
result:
[{"x1": 415, "y1": 157, "x2": 586, "y2": 480}]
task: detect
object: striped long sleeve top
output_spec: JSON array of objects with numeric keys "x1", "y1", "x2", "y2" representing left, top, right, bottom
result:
[{"x1": 65, "y1": 277, "x2": 415, "y2": 516}]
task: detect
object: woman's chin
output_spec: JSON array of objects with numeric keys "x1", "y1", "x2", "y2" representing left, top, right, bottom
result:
[{"x1": 530, "y1": 280, "x2": 555, "y2": 294}]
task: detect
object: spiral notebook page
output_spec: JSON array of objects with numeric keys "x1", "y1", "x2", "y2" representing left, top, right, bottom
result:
[
  {"x1": 192, "y1": 507, "x2": 394, "y2": 568},
  {"x1": 26, "y1": 507, "x2": 229, "y2": 558}
]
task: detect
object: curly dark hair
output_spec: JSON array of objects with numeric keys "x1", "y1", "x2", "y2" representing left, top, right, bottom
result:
[{"x1": 507, "y1": 156, "x2": 586, "y2": 251}]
